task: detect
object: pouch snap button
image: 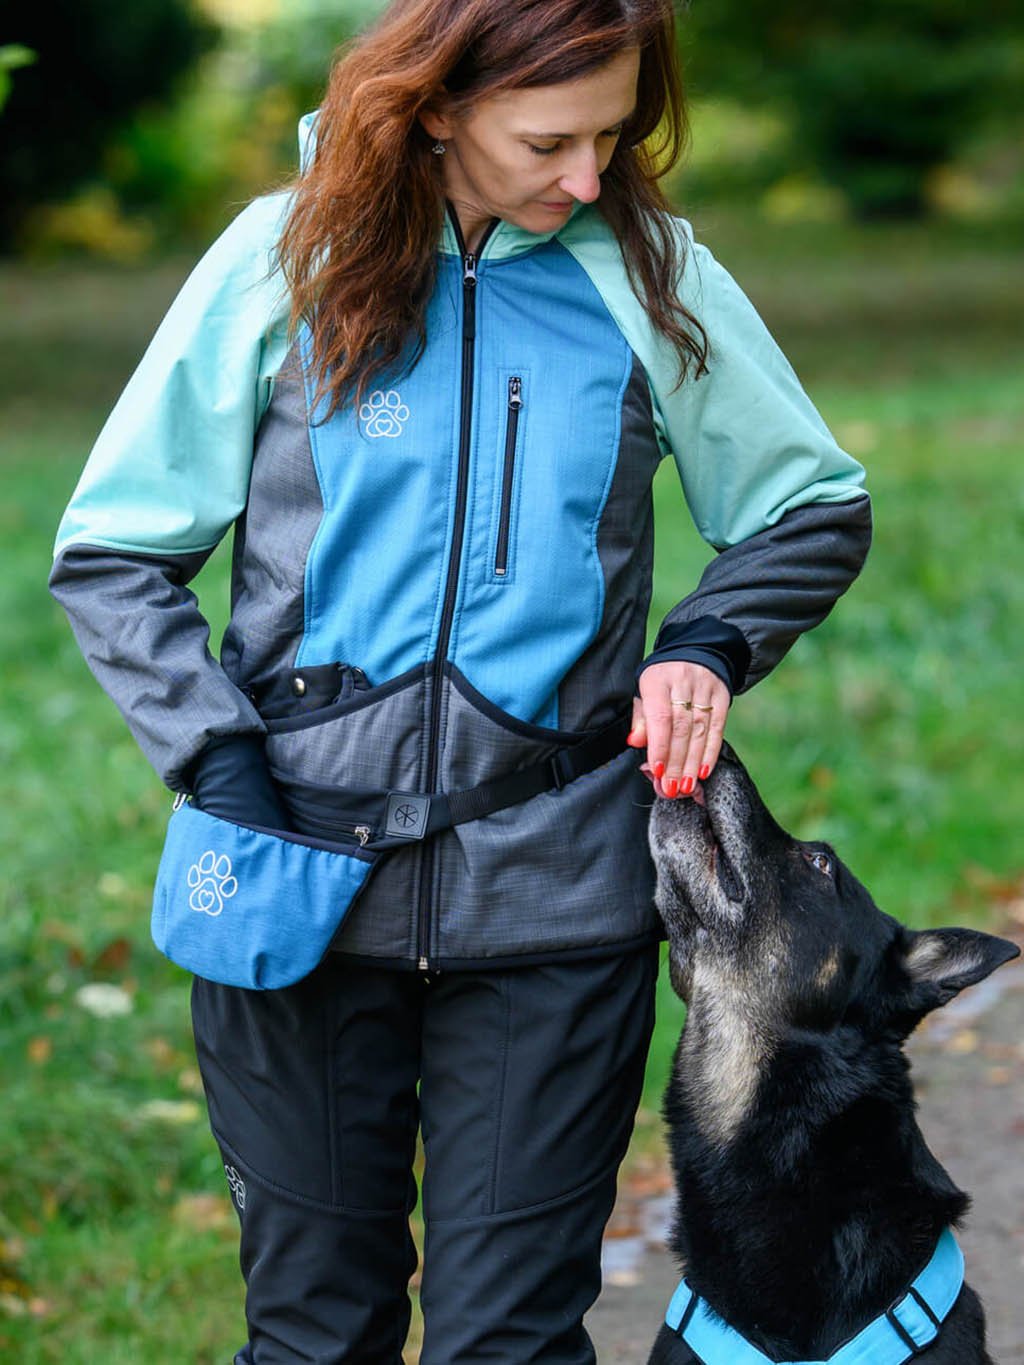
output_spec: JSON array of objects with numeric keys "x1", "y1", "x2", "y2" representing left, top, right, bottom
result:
[{"x1": 292, "y1": 675, "x2": 307, "y2": 697}]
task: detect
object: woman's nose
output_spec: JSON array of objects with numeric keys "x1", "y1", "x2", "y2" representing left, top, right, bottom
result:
[{"x1": 558, "y1": 149, "x2": 602, "y2": 204}]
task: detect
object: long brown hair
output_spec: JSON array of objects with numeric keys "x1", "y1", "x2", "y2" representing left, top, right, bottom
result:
[{"x1": 277, "y1": 0, "x2": 708, "y2": 418}]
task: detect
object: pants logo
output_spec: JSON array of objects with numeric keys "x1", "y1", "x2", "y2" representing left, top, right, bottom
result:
[
  {"x1": 359, "y1": 389, "x2": 409, "y2": 438},
  {"x1": 224, "y1": 1164, "x2": 246, "y2": 1211},
  {"x1": 187, "y1": 850, "x2": 238, "y2": 916}
]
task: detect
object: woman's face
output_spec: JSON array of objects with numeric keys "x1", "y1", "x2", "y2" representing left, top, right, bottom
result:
[{"x1": 424, "y1": 47, "x2": 641, "y2": 239}]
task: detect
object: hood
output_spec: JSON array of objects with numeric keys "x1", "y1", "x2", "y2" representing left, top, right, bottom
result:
[{"x1": 298, "y1": 109, "x2": 320, "y2": 173}]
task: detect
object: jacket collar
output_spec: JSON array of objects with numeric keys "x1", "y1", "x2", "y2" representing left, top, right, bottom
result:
[
  {"x1": 665, "y1": 1227, "x2": 964, "y2": 1365},
  {"x1": 439, "y1": 198, "x2": 590, "y2": 263}
]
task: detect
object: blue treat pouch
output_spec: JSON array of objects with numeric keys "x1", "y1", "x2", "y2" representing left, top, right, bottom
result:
[{"x1": 151, "y1": 800, "x2": 378, "y2": 989}]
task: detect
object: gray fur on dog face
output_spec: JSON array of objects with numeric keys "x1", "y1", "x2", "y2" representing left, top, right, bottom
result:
[
  {"x1": 649, "y1": 744, "x2": 888, "y2": 1012},
  {"x1": 648, "y1": 744, "x2": 893, "y2": 1142},
  {"x1": 649, "y1": 744, "x2": 1019, "y2": 1146}
]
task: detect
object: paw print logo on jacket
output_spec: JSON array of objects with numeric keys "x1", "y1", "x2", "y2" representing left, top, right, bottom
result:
[
  {"x1": 359, "y1": 389, "x2": 409, "y2": 438},
  {"x1": 187, "y1": 850, "x2": 238, "y2": 916}
]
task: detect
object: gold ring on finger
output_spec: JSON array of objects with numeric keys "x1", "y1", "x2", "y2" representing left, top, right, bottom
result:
[
  {"x1": 669, "y1": 699, "x2": 693, "y2": 710},
  {"x1": 693, "y1": 703, "x2": 714, "y2": 712}
]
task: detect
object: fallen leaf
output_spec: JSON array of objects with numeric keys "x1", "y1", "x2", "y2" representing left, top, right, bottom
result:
[
  {"x1": 945, "y1": 1029, "x2": 980, "y2": 1055},
  {"x1": 172, "y1": 1194, "x2": 234, "y2": 1233},
  {"x1": 144, "y1": 1037, "x2": 178, "y2": 1068},
  {"x1": 177, "y1": 1066, "x2": 204, "y2": 1095},
  {"x1": 74, "y1": 983, "x2": 133, "y2": 1019},
  {"x1": 980, "y1": 1042, "x2": 1018, "y2": 1061},
  {"x1": 135, "y1": 1099, "x2": 201, "y2": 1125},
  {"x1": 92, "y1": 937, "x2": 132, "y2": 972},
  {"x1": 986, "y1": 1066, "x2": 1012, "y2": 1086}
]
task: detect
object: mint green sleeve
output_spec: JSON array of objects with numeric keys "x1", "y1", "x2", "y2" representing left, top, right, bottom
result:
[
  {"x1": 49, "y1": 194, "x2": 295, "y2": 790},
  {"x1": 53, "y1": 192, "x2": 293, "y2": 559},
  {"x1": 561, "y1": 209, "x2": 870, "y2": 693}
]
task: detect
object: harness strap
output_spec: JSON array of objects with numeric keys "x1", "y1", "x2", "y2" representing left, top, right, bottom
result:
[
  {"x1": 273, "y1": 712, "x2": 633, "y2": 850},
  {"x1": 431, "y1": 712, "x2": 632, "y2": 829},
  {"x1": 665, "y1": 1227, "x2": 964, "y2": 1365}
]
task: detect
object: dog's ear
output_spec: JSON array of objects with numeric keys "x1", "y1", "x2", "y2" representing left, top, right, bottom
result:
[{"x1": 902, "y1": 928, "x2": 1019, "y2": 1013}]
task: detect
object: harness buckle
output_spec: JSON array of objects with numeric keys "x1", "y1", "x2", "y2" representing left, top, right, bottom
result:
[
  {"x1": 884, "y1": 1285, "x2": 941, "y2": 1357},
  {"x1": 383, "y1": 792, "x2": 431, "y2": 840}
]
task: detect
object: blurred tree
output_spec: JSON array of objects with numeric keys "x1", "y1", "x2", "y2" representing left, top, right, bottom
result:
[
  {"x1": 0, "y1": 45, "x2": 34, "y2": 114},
  {"x1": 0, "y1": 0, "x2": 217, "y2": 247},
  {"x1": 684, "y1": 0, "x2": 1024, "y2": 217},
  {"x1": 238, "y1": 0, "x2": 383, "y2": 116}
]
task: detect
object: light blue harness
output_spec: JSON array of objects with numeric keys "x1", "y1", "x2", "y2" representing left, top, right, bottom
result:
[{"x1": 665, "y1": 1227, "x2": 964, "y2": 1364}]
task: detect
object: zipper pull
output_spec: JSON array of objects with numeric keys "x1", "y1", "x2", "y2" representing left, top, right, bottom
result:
[
  {"x1": 173, "y1": 792, "x2": 189, "y2": 811},
  {"x1": 354, "y1": 825, "x2": 371, "y2": 847},
  {"x1": 508, "y1": 375, "x2": 523, "y2": 409},
  {"x1": 463, "y1": 253, "x2": 478, "y2": 287}
]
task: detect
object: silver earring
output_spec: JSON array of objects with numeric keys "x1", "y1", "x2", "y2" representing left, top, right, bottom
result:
[{"x1": 432, "y1": 140, "x2": 446, "y2": 156}]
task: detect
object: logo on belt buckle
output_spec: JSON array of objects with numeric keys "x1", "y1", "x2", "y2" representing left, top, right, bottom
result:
[{"x1": 384, "y1": 792, "x2": 430, "y2": 839}]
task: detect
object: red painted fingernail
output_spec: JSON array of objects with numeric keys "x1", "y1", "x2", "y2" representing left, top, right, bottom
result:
[
  {"x1": 663, "y1": 777, "x2": 679, "y2": 798},
  {"x1": 681, "y1": 776, "x2": 695, "y2": 795},
  {"x1": 654, "y1": 761, "x2": 666, "y2": 780},
  {"x1": 698, "y1": 764, "x2": 710, "y2": 781}
]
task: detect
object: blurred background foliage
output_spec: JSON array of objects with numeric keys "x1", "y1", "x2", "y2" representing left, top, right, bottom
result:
[
  {"x1": 2, "y1": 2, "x2": 1023, "y2": 1356},
  {"x1": 1, "y1": 0, "x2": 1023, "y2": 260}
]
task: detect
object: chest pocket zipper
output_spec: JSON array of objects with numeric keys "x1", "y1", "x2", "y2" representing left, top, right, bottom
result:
[{"x1": 495, "y1": 376, "x2": 523, "y2": 577}]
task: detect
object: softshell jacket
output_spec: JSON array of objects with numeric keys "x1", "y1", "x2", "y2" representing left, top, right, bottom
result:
[{"x1": 50, "y1": 116, "x2": 871, "y2": 971}]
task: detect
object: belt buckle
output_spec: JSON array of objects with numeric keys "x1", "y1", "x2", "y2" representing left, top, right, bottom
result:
[{"x1": 383, "y1": 792, "x2": 431, "y2": 840}]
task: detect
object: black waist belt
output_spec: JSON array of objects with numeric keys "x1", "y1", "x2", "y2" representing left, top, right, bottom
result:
[{"x1": 271, "y1": 712, "x2": 634, "y2": 853}]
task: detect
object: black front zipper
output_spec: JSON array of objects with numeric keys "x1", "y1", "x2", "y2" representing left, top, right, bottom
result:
[
  {"x1": 495, "y1": 375, "x2": 523, "y2": 576},
  {"x1": 415, "y1": 206, "x2": 499, "y2": 970}
]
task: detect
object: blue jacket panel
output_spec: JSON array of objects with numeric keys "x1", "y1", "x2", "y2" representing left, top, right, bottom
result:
[{"x1": 49, "y1": 119, "x2": 871, "y2": 965}]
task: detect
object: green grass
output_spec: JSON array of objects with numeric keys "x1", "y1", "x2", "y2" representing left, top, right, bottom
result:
[{"x1": 2, "y1": 213, "x2": 1022, "y2": 1358}]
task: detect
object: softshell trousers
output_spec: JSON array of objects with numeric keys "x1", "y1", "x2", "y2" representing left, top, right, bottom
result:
[{"x1": 191, "y1": 943, "x2": 659, "y2": 1363}]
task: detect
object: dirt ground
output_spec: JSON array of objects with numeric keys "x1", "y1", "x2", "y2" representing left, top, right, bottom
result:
[{"x1": 589, "y1": 936, "x2": 1024, "y2": 1364}]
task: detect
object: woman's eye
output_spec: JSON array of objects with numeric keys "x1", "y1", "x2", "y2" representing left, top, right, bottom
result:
[
  {"x1": 527, "y1": 143, "x2": 559, "y2": 157},
  {"x1": 804, "y1": 851, "x2": 833, "y2": 877}
]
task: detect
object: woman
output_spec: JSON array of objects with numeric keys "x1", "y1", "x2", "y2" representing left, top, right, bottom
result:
[{"x1": 50, "y1": 0, "x2": 871, "y2": 1359}]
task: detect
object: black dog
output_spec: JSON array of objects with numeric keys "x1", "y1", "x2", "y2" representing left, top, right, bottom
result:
[{"x1": 646, "y1": 743, "x2": 1018, "y2": 1365}]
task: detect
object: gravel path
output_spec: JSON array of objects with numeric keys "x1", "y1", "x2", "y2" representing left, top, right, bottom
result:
[{"x1": 589, "y1": 941, "x2": 1024, "y2": 1363}]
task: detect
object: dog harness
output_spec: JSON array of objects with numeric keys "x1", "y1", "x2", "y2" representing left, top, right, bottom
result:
[{"x1": 664, "y1": 1226, "x2": 964, "y2": 1365}]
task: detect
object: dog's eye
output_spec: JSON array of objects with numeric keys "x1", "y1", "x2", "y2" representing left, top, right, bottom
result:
[{"x1": 804, "y1": 850, "x2": 833, "y2": 877}]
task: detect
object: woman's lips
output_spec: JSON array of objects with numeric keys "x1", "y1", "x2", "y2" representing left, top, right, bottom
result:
[{"x1": 539, "y1": 200, "x2": 573, "y2": 212}]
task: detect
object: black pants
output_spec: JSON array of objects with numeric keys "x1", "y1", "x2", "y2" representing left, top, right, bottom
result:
[{"x1": 191, "y1": 946, "x2": 658, "y2": 1363}]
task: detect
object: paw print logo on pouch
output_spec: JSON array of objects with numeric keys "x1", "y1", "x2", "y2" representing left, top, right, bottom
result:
[
  {"x1": 187, "y1": 850, "x2": 238, "y2": 916},
  {"x1": 359, "y1": 389, "x2": 409, "y2": 438}
]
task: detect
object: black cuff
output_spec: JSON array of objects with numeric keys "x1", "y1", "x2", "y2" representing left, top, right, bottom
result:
[
  {"x1": 187, "y1": 734, "x2": 292, "y2": 831},
  {"x1": 634, "y1": 616, "x2": 751, "y2": 697}
]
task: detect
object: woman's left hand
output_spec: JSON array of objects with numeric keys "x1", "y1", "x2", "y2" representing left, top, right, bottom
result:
[{"x1": 627, "y1": 661, "x2": 731, "y2": 799}]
